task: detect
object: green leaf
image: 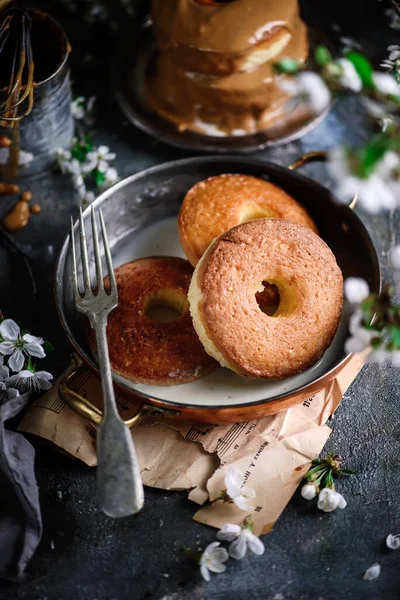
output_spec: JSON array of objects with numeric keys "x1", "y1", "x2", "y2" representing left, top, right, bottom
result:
[
  {"x1": 340, "y1": 468, "x2": 358, "y2": 475},
  {"x1": 273, "y1": 58, "x2": 301, "y2": 74},
  {"x1": 357, "y1": 135, "x2": 392, "y2": 178},
  {"x1": 390, "y1": 326, "x2": 400, "y2": 348},
  {"x1": 345, "y1": 51, "x2": 374, "y2": 88},
  {"x1": 43, "y1": 340, "x2": 55, "y2": 354},
  {"x1": 94, "y1": 169, "x2": 105, "y2": 187},
  {"x1": 314, "y1": 45, "x2": 332, "y2": 66}
]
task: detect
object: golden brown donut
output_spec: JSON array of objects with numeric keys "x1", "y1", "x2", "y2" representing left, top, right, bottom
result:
[
  {"x1": 188, "y1": 219, "x2": 343, "y2": 379},
  {"x1": 178, "y1": 174, "x2": 318, "y2": 266},
  {"x1": 88, "y1": 257, "x2": 217, "y2": 385}
]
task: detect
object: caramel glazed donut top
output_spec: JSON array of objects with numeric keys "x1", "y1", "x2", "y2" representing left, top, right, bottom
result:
[
  {"x1": 188, "y1": 219, "x2": 344, "y2": 380},
  {"x1": 88, "y1": 257, "x2": 217, "y2": 386},
  {"x1": 147, "y1": 0, "x2": 308, "y2": 135}
]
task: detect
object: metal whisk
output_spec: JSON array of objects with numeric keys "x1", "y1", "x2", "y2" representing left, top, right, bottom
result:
[{"x1": 0, "y1": 3, "x2": 34, "y2": 126}]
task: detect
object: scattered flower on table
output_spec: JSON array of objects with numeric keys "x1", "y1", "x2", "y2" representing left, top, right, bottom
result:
[
  {"x1": 300, "y1": 482, "x2": 318, "y2": 500},
  {"x1": 386, "y1": 533, "x2": 400, "y2": 550},
  {"x1": 301, "y1": 454, "x2": 356, "y2": 511},
  {"x1": 385, "y1": 7, "x2": 400, "y2": 30},
  {"x1": 372, "y1": 72, "x2": 400, "y2": 97},
  {"x1": 0, "y1": 311, "x2": 53, "y2": 396},
  {"x1": 70, "y1": 96, "x2": 86, "y2": 120},
  {"x1": 82, "y1": 145, "x2": 116, "y2": 174},
  {"x1": 279, "y1": 71, "x2": 331, "y2": 116},
  {"x1": 199, "y1": 542, "x2": 229, "y2": 582},
  {"x1": 381, "y1": 45, "x2": 400, "y2": 83},
  {"x1": 217, "y1": 519, "x2": 265, "y2": 560},
  {"x1": 344, "y1": 278, "x2": 370, "y2": 304},
  {"x1": 335, "y1": 58, "x2": 363, "y2": 92},
  {"x1": 223, "y1": 466, "x2": 256, "y2": 511},
  {"x1": 0, "y1": 381, "x2": 19, "y2": 401},
  {"x1": 57, "y1": 95, "x2": 119, "y2": 205},
  {"x1": 328, "y1": 147, "x2": 398, "y2": 214},
  {"x1": 6, "y1": 369, "x2": 53, "y2": 394},
  {"x1": 0, "y1": 355, "x2": 9, "y2": 381},
  {"x1": 317, "y1": 488, "x2": 347, "y2": 512},
  {"x1": 363, "y1": 563, "x2": 381, "y2": 581},
  {"x1": 0, "y1": 319, "x2": 45, "y2": 372}
]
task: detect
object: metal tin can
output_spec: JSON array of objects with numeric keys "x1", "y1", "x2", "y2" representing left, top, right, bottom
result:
[{"x1": 0, "y1": 10, "x2": 73, "y2": 178}]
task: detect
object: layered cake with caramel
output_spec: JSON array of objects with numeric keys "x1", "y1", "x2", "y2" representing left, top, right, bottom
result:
[{"x1": 146, "y1": 0, "x2": 308, "y2": 136}]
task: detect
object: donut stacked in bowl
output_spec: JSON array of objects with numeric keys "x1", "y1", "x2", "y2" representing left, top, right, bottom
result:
[{"x1": 146, "y1": 0, "x2": 309, "y2": 136}]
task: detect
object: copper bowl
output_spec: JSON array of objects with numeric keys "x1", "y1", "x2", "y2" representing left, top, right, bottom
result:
[{"x1": 55, "y1": 154, "x2": 380, "y2": 424}]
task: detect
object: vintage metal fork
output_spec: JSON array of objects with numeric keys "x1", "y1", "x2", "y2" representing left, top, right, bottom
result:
[{"x1": 70, "y1": 206, "x2": 144, "y2": 517}]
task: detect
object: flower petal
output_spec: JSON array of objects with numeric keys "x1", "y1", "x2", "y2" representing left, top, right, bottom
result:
[
  {"x1": 23, "y1": 334, "x2": 44, "y2": 345},
  {"x1": 337, "y1": 494, "x2": 347, "y2": 509},
  {"x1": 200, "y1": 565, "x2": 210, "y2": 582},
  {"x1": 209, "y1": 547, "x2": 229, "y2": 564},
  {"x1": 0, "y1": 364, "x2": 9, "y2": 381},
  {"x1": 234, "y1": 495, "x2": 254, "y2": 511},
  {"x1": 247, "y1": 535, "x2": 265, "y2": 556},
  {"x1": 24, "y1": 342, "x2": 45, "y2": 358},
  {"x1": 363, "y1": 563, "x2": 381, "y2": 581},
  {"x1": 9, "y1": 349, "x2": 25, "y2": 372},
  {"x1": 0, "y1": 319, "x2": 20, "y2": 341},
  {"x1": 0, "y1": 341, "x2": 15, "y2": 355},
  {"x1": 229, "y1": 536, "x2": 247, "y2": 560},
  {"x1": 7, "y1": 387, "x2": 20, "y2": 400},
  {"x1": 386, "y1": 534, "x2": 400, "y2": 550},
  {"x1": 217, "y1": 523, "x2": 241, "y2": 542},
  {"x1": 207, "y1": 561, "x2": 227, "y2": 574}
]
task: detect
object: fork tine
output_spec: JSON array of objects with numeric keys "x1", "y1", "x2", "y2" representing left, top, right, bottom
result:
[
  {"x1": 70, "y1": 217, "x2": 79, "y2": 300},
  {"x1": 91, "y1": 206, "x2": 104, "y2": 291},
  {"x1": 99, "y1": 208, "x2": 117, "y2": 294},
  {"x1": 79, "y1": 207, "x2": 91, "y2": 293}
]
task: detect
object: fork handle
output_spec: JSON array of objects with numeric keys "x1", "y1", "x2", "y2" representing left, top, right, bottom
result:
[{"x1": 93, "y1": 320, "x2": 144, "y2": 517}]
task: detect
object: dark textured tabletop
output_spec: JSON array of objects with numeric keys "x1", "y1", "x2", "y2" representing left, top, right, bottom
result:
[{"x1": 0, "y1": 1, "x2": 399, "y2": 599}]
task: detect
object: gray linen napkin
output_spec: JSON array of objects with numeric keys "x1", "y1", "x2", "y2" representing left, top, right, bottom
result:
[{"x1": 0, "y1": 392, "x2": 42, "y2": 580}]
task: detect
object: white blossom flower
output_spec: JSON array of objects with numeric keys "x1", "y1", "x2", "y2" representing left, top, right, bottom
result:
[
  {"x1": 344, "y1": 278, "x2": 370, "y2": 304},
  {"x1": 301, "y1": 482, "x2": 318, "y2": 500},
  {"x1": 71, "y1": 97, "x2": 86, "y2": 120},
  {"x1": 199, "y1": 542, "x2": 229, "y2": 582},
  {"x1": 57, "y1": 148, "x2": 73, "y2": 174},
  {"x1": 373, "y1": 72, "x2": 400, "y2": 98},
  {"x1": 317, "y1": 488, "x2": 347, "y2": 512},
  {"x1": 103, "y1": 167, "x2": 119, "y2": 187},
  {"x1": 385, "y1": 8, "x2": 400, "y2": 31},
  {"x1": 83, "y1": 190, "x2": 95, "y2": 205},
  {"x1": 6, "y1": 369, "x2": 53, "y2": 393},
  {"x1": 0, "y1": 319, "x2": 45, "y2": 372},
  {"x1": 386, "y1": 533, "x2": 400, "y2": 550},
  {"x1": 0, "y1": 355, "x2": 9, "y2": 381},
  {"x1": 390, "y1": 351, "x2": 400, "y2": 367},
  {"x1": 328, "y1": 147, "x2": 398, "y2": 213},
  {"x1": 336, "y1": 58, "x2": 363, "y2": 92},
  {"x1": 279, "y1": 71, "x2": 331, "y2": 116},
  {"x1": 224, "y1": 466, "x2": 256, "y2": 511},
  {"x1": 345, "y1": 309, "x2": 375, "y2": 354},
  {"x1": 82, "y1": 145, "x2": 116, "y2": 174},
  {"x1": 217, "y1": 523, "x2": 265, "y2": 560},
  {"x1": 381, "y1": 45, "x2": 400, "y2": 82},
  {"x1": 363, "y1": 563, "x2": 381, "y2": 581},
  {"x1": 0, "y1": 381, "x2": 19, "y2": 401}
]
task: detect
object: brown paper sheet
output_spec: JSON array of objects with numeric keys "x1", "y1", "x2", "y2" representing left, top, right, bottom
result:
[{"x1": 18, "y1": 354, "x2": 364, "y2": 535}]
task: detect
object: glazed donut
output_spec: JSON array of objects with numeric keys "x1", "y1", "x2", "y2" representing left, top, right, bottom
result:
[
  {"x1": 188, "y1": 219, "x2": 343, "y2": 379},
  {"x1": 148, "y1": 0, "x2": 308, "y2": 135},
  {"x1": 178, "y1": 174, "x2": 318, "y2": 266},
  {"x1": 88, "y1": 257, "x2": 217, "y2": 385}
]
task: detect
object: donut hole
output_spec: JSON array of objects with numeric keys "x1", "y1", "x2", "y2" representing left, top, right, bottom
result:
[
  {"x1": 256, "y1": 281, "x2": 280, "y2": 316},
  {"x1": 144, "y1": 289, "x2": 188, "y2": 323},
  {"x1": 239, "y1": 205, "x2": 277, "y2": 223}
]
